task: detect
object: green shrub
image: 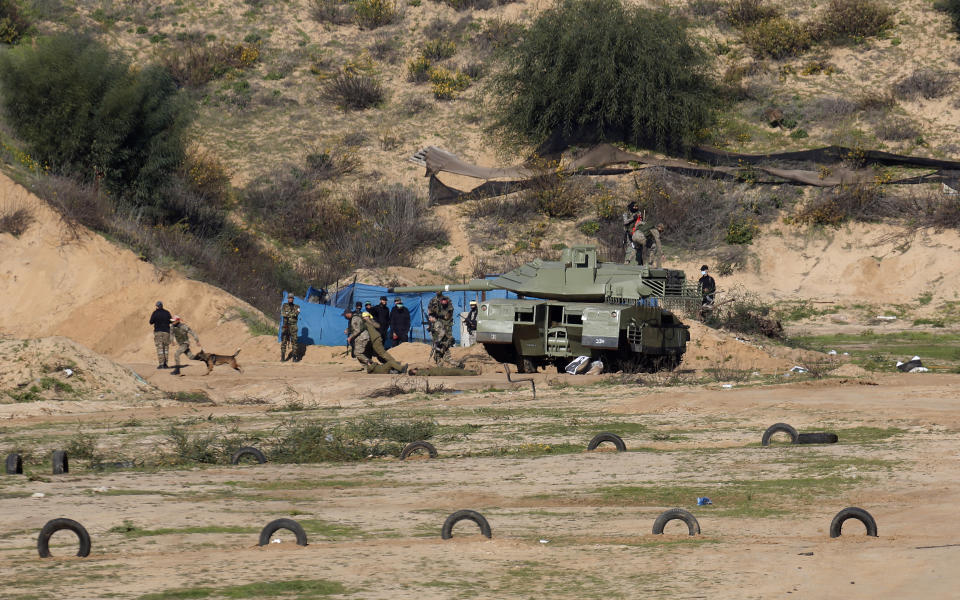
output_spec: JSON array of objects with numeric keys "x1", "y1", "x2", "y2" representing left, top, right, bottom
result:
[
  {"x1": 428, "y1": 66, "x2": 470, "y2": 100},
  {"x1": 935, "y1": 0, "x2": 960, "y2": 33},
  {"x1": 421, "y1": 38, "x2": 456, "y2": 60},
  {"x1": 818, "y1": 0, "x2": 894, "y2": 41},
  {"x1": 353, "y1": 0, "x2": 403, "y2": 29},
  {"x1": 0, "y1": 0, "x2": 30, "y2": 44},
  {"x1": 724, "y1": 0, "x2": 778, "y2": 28},
  {"x1": 491, "y1": 0, "x2": 718, "y2": 154},
  {"x1": 0, "y1": 35, "x2": 190, "y2": 216},
  {"x1": 406, "y1": 55, "x2": 432, "y2": 82},
  {"x1": 743, "y1": 18, "x2": 813, "y2": 58},
  {"x1": 725, "y1": 218, "x2": 759, "y2": 244}
]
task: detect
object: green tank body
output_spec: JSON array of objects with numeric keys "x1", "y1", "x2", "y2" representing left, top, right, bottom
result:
[{"x1": 390, "y1": 246, "x2": 698, "y2": 373}]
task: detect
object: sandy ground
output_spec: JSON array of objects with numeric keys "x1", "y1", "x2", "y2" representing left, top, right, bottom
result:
[{"x1": 1, "y1": 367, "x2": 959, "y2": 599}]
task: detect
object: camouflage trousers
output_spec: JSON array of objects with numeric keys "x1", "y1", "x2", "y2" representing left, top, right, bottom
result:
[
  {"x1": 353, "y1": 336, "x2": 372, "y2": 365},
  {"x1": 154, "y1": 332, "x2": 170, "y2": 365},
  {"x1": 173, "y1": 343, "x2": 193, "y2": 368},
  {"x1": 280, "y1": 325, "x2": 297, "y2": 359}
]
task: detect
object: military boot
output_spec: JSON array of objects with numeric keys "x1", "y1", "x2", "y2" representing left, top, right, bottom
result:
[{"x1": 170, "y1": 366, "x2": 181, "y2": 376}]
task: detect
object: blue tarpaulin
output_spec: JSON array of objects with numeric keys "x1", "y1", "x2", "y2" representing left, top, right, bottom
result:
[{"x1": 278, "y1": 283, "x2": 518, "y2": 347}]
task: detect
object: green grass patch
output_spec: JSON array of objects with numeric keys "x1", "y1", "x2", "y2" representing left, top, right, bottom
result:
[
  {"x1": 109, "y1": 521, "x2": 258, "y2": 538},
  {"x1": 833, "y1": 426, "x2": 905, "y2": 443},
  {"x1": 229, "y1": 306, "x2": 277, "y2": 337},
  {"x1": 792, "y1": 331, "x2": 960, "y2": 368},
  {"x1": 138, "y1": 578, "x2": 346, "y2": 599},
  {"x1": 593, "y1": 476, "x2": 858, "y2": 517}
]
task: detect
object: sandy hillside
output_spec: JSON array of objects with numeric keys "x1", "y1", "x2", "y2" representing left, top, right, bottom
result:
[
  {"x1": 0, "y1": 174, "x2": 281, "y2": 364},
  {"x1": 676, "y1": 219, "x2": 960, "y2": 306}
]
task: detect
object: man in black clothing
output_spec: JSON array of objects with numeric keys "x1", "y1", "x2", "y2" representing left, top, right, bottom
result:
[
  {"x1": 149, "y1": 301, "x2": 172, "y2": 369},
  {"x1": 370, "y1": 296, "x2": 392, "y2": 347},
  {"x1": 389, "y1": 297, "x2": 411, "y2": 345},
  {"x1": 698, "y1": 265, "x2": 716, "y2": 306}
]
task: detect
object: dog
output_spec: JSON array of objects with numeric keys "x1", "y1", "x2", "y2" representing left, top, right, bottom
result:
[{"x1": 192, "y1": 348, "x2": 243, "y2": 375}]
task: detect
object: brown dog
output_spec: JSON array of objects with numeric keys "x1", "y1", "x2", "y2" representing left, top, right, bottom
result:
[{"x1": 192, "y1": 348, "x2": 242, "y2": 375}]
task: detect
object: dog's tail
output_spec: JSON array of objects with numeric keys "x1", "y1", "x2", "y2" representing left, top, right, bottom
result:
[{"x1": 233, "y1": 348, "x2": 242, "y2": 357}]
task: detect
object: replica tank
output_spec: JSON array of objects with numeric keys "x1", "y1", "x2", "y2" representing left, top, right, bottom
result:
[{"x1": 389, "y1": 246, "x2": 699, "y2": 373}]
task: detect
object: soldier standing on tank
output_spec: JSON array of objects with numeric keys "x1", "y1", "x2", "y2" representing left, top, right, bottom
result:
[
  {"x1": 389, "y1": 297, "x2": 411, "y2": 345},
  {"x1": 170, "y1": 316, "x2": 200, "y2": 376},
  {"x1": 622, "y1": 201, "x2": 642, "y2": 265},
  {"x1": 149, "y1": 301, "x2": 172, "y2": 369},
  {"x1": 280, "y1": 293, "x2": 299, "y2": 362},
  {"x1": 362, "y1": 312, "x2": 406, "y2": 373},
  {"x1": 644, "y1": 223, "x2": 665, "y2": 268}
]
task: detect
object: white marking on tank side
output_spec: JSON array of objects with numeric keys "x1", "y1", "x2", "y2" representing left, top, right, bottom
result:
[{"x1": 594, "y1": 338, "x2": 604, "y2": 344}]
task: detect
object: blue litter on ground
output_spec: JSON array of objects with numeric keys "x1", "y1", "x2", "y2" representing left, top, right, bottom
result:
[{"x1": 697, "y1": 497, "x2": 713, "y2": 506}]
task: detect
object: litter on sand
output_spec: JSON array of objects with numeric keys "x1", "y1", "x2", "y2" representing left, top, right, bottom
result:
[
  {"x1": 789, "y1": 366, "x2": 808, "y2": 373},
  {"x1": 897, "y1": 356, "x2": 927, "y2": 373}
]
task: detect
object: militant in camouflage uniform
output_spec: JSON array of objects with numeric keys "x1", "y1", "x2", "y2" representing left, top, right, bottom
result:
[
  {"x1": 428, "y1": 316, "x2": 456, "y2": 366},
  {"x1": 170, "y1": 316, "x2": 200, "y2": 376},
  {"x1": 344, "y1": 309, "x2": 371, "y2": 365},
  {"x1": 362, "y1": 313, "x2": 406, "y2": 373},
  {"x1": 280, "y1": 294, "x2": 300, "y2": 362}
]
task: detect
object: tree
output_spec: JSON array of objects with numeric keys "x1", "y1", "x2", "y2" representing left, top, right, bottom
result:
[
  {"x1": 0, "y1": 34, "x2": 190, "y2": 218},
  {"x1": 491, "y1": 0, "x2": 718, "y2": 154}
]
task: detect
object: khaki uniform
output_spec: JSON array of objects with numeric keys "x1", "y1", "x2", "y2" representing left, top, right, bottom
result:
[
  {"x1": 644, "y1": 227, "x2": 663, "y2": 268},
  {"x1": 170, "y1": 322, "x2": 199, "y2": 367},
  {"x1": 154, "y1": 332, "x2": 170, "y2": 365},
  {"x1": 280, "y1": 301, "x2": 300, "y2": 360},
  {"x1": 364, "y1": 318, "x2": 404, "y2": 372},
  {"x1": 349, "y1": 315, "x2": 371, "y2": 365}
]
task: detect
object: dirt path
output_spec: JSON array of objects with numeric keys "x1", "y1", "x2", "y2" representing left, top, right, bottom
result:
[{"x1": 433, "y1": 203, "x2": 474, "y2": 276}]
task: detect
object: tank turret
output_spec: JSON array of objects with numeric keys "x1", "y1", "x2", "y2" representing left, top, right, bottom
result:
[{"x1": 389, "y1": 246, "x2": 695, "y2": 303}]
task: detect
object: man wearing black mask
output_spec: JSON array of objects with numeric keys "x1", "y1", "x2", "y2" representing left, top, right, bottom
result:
[{"x1": 389, "y1": 297, "x2": 411, "y2": 345}]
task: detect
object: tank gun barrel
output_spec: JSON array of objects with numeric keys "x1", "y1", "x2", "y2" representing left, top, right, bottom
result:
[{"x1": 388, "y1": 280, "x2": 500, "y2": 294}]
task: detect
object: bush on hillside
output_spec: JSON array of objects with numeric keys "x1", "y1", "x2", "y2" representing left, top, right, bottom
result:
[
  {"x1": 935, "y1": 0, "x2": 960, "y2": 35},
  {"x1": 893, "y1": 69, "x2": 954, "y2": 100},
  {"x1": 742, "y1": 17, "x2": 813, "y2": 59},
  {"x1": 491, "y1": 0, "x2": 719, "y2": 154},
  {"x1": 723, "y1": 0, "x2": 778, "y2": 28},
  {"x1": 0, "y1": 35, "x2": 190, "y2": 218},
  {"x1": 158, "y1": 40, "x2": 260, "y2": 88},
  {"x1": 310, "y1": 0, "x2": 354, "y2": 25},
  {"x1": 817, "y1": 0, "x2": 895, "y2": 41},
  {"x1": 322, "y1": 70, "x2": 384, "y2": 110},
  {"x1": 0, "y1": 0, "x2": 29, "y2": 44},
  {"x1": 353, "y1": 0, "x2": 403, "y2": 29}
]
